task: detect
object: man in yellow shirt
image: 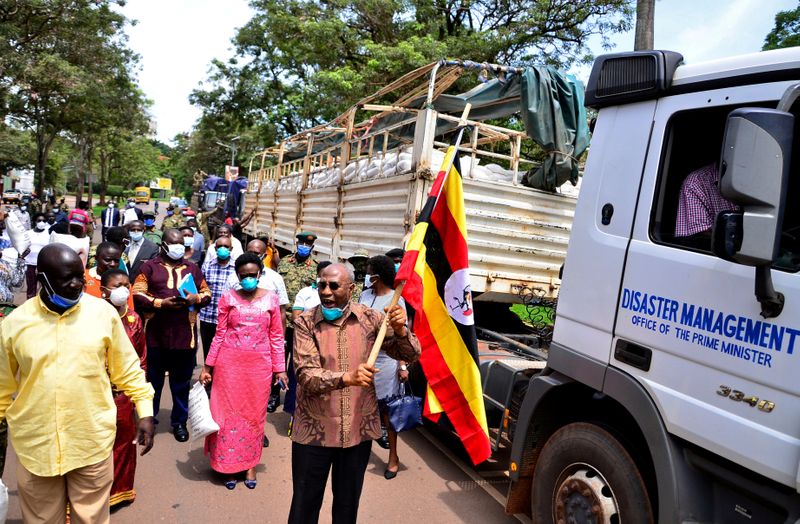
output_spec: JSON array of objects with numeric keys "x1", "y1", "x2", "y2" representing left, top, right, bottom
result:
[{"x1": 0, "y1": 244, "x2": 155, "y2": 524}]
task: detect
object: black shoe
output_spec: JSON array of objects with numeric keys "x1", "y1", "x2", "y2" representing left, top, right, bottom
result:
[
  {"x1": 384, "y1": 468, "x2": 398, "y2": 480},
  {"x1": 375, "y1": 428, "x2": 390, "y2": 450},
  {"x1": 262, "y1": 435, "x2": 270, "y2": 448},
  {"x1": 172, "y1": 424, "x2": 189, "y2": 442},
  {"x1": 267, "y1": 394, "x2": 280, "y2": 413}
]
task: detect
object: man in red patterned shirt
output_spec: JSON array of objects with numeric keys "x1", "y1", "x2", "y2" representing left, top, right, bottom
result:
[{"x1": 675, "y1": 163, "x2": 738, "y2": 244}]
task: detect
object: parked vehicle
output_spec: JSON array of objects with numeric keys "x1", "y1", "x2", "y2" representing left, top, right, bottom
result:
[
  {"x1": 483, "y1": 48, "x2": 800, "y2": 522},
  {"x1": 1, "y1": 188, "x2": 21, "y2": 204}
]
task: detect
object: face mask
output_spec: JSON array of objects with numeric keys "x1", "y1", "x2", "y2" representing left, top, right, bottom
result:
[
  {"x1": 128, "y1": 202, "x2": 135, "y2": 208},
  {"x1": 39, "y1": 272, "x2": 82, "y2": 309},
  {"x1": 395, "y1": 263, "x2": 401, "y2": 273},
  {"x1": 297, "y1": 244, "x2": 312, "y2": 257},
  {"x1": 107, "y1": 286, "x2": 130, "y2": 307},
  {"x1": 240, "y1": 276, "x2": 259, "y2": 291},
  {"x1": 35, "y1": 221, "x2": 47, "y2": 231},
  {"x1": 183, "y1": 237, "x2": 194, "y2": 247},
  {"x1": 20, "y1": 206, "x2": 26, "y2": 212},
  {"x1": 190, "y1": 227, "x2": 197, "y2": 233},
  {"x1": 166, "y1": 210, "x2": 174, "y2": 216},
  {"x1": 321, "y1": 305, "x2": 344, "y2": 322},
  {"x1": 143, "y1": 219, "x2": 155, "y2": 227},
  {"x1": 129, "y1": 231, "x2": 143, "y2": 242},
  {"x1": 108, "y1": 203, "x2": 115, "y2": 208},
  {"x1": 216, "y1": 246, "x2": 231, "y2": 260},
  {"x1": 364, "y1": 274, "x2": 375, "y2": 289},
  {"x1": 165, "y1": 243, "x2": 185, "y2": 260}
]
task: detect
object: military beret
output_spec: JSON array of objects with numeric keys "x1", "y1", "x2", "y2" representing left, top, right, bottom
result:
[
  {"x1": 385, "y1": 248, "x2": 405, "y2": 259},
  {"x1": 296, "y1": 231, "x2": 318, "y2": 242}
]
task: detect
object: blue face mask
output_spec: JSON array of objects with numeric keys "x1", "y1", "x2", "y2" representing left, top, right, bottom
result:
[
  {"x1": 297, "y1": 244, "x2": 312, "y2": 257},
  {"x1": 395, "y1": 263, "x2": 401, "y2": 273},
  {"x1": 143, "y1": 219, "x2": 155, "y2": 227},
  {"x1": 240, "y1": 276, "x2": 259, "y2": 291},
  {"x1": 216, "y1": 246, "x2": 231, "y2": 260},
  {"x1": 321, "y1": 305, "x2": 344, "y2": 321},
  {"x1": 39, "y1": 272, "x2": 82, "y2": 309},
  {"x1": 129, "y1": 231, "x2": 143, "y2": 242},
  {"x1": 166, "y1": 210, "x2": 174, "y2": 217}
]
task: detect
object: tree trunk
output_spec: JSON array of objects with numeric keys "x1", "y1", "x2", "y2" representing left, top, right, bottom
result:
[
  {"x1": 86, "y1": 143, "x2": 94, "y2": 207},
  {"x1": 98, "y1": 149, "x2": 109, "y2": 205},
  {"x1": 34, "y1": 128, "x2": 52, "y2": 195},
  {"x1": 634, "y1": 0, "x2": 655, "y2": 51}
]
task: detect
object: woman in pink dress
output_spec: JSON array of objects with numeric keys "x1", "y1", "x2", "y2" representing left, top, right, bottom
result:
[{"x1": 199, "y1": 253, "x2": 287, "y2": 490}]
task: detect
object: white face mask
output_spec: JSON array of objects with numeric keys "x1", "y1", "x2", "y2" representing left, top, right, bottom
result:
[
  {"x1": 364, "y1": 274, "x2": 375, "y2": 289},
  {"x1": 108, "y1": 203, "x2": 115, "y2": 208},
  {"x1": 35, "y1": 221, "x2": 47, "y2": 231},
  {"x1": 165, "y1": 243, "x2": 185, "y2": 260},
  {"x1": 108, "y1": 286, "x2": 130, "y2": 307},
  {"x1": 183, "y1": 237, "x2": 194, "y2": 247}
]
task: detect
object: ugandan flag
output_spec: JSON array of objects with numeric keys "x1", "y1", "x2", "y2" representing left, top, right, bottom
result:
[{"x1": 396, "y1": 144, "x2": 491, "y2": 465}]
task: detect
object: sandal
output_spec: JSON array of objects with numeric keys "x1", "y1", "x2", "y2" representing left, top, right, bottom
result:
[
  {"x1": 244, "y1": 479, "x2": 257, "y2": 489},
  {"x1": 224, "y1": 479, "x2": 237, "y2": 490}
]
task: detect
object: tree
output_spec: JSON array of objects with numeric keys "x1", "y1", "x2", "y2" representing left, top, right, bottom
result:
[
  {"x1": 634, "y1": 0, "x2": 655, "y2": 50},
  {"x1": 1, "y1": 1, "x2": 140, "y2": 194},
  {"x1": 763, "y1": 3, "x2": 800, "y2": 51},
  {"x1": 191, "y1": 0, "x2": 632, "y2": 145}
]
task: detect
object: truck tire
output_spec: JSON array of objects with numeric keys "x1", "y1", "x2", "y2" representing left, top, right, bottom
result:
[{"x1": 531, "y1": 422, "x2": 653, "y2": 524}]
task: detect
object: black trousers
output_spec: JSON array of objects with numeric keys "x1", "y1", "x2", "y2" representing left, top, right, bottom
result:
[
  {"x1": 147, "y1": 348, "x2": 196, "y2": 426},
  {"x1": 288, "y1": 440, "x2": 372, "y2": 524},
  {"x1": 199, "y1": 321, "x2": 217, "y2": 362},
  {"x1": 270, "y1": 326, "x2": 294, "y2": 404}
]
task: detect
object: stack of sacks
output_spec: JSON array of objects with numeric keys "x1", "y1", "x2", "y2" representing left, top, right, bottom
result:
[
  {"x1": 308, "y1": 166, "x2": 342, "y2": 189},
  {"x1": 278, "y1": 174, "x2": 301, "y2": 193}
]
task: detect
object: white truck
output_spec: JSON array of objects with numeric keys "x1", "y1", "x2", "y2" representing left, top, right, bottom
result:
[{"x1": 492, "y1": 47, "x2": 800, "y2": 522}]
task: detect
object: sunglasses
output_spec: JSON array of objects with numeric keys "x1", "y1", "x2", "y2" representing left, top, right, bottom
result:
[{"x1": 316, "y1": 281, "x2": 344, "y2": 291}]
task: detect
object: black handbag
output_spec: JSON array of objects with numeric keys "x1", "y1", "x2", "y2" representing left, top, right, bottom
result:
[{"x1": 384, "y1": 383, "x2": 423, "y2": 433}]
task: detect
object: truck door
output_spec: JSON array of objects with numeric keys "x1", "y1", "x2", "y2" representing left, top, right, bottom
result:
[{"x1": 614, "y1": 81, "x2": 800, "y2": 490}]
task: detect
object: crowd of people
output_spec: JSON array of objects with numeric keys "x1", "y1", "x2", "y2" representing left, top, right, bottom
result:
[{"x1": 0, "y1": 193, "x2": 420, "y2": 524}]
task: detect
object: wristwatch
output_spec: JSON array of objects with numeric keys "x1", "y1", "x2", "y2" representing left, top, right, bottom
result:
[{"x1": 399, "y1": 364, "x2": 408, "y2": 371}]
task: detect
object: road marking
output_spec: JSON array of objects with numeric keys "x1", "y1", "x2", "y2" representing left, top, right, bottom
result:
[{"x1": 417, "y1": 427, "x2": 532, "y2": 524}]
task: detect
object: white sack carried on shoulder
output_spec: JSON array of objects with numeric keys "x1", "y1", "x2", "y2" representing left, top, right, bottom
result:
[
  {"x1": 188, "y1": 381, "x2": 219, "y2": 442},
  {"x1": 5, "y1": 210, "x2": 30, "y2": 254}
]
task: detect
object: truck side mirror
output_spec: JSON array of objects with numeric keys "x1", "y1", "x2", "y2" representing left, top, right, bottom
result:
[{"x1": 712, "y1": 107, "x2": 793, "y2": 318}]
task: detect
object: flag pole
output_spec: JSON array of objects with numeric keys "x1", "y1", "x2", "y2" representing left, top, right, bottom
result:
[{"x1": 365, "y1": 104, "x2": 472, "y2": 368}]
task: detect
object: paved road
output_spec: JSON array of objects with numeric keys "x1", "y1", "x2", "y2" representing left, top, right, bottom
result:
[{"x1": 3, "y1": 198, "x2": 523, "y2": 523}]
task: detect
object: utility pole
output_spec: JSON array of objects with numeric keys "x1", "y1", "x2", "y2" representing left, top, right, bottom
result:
[
  {"x1": 216, "y1": 136, "x2": 240, "y2": 171},
  {"x1": 634, "y1": 0, "x2": 655, "y2": 50}
]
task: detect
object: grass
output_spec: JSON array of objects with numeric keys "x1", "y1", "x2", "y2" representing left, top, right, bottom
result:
[{"x1": 510, "y1": 303, "x2": 555, "y2": 326}]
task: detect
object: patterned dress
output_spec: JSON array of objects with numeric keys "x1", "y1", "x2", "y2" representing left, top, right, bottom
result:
[{"x1": 204, "y1": 290, "x2": 285, "y2": 473}]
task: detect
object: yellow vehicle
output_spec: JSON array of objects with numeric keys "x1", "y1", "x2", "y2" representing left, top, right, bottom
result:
[{"x1": 134, "y1": 186, "x2": 150, "y2": 204}]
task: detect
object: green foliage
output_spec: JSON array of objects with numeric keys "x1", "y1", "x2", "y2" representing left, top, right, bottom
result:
[
  {"x1": 188, "y1": 0, "x2": 632, "y2": 156},
  {"x1": 0, "y1": 1, "x2": 149, "y2": 194},
  {"x1": 763, "y1": 3, "x2": 800, "y2": 51},
  {"x1": 106, "y1": 185, "x2": 124, "y2": 197}
]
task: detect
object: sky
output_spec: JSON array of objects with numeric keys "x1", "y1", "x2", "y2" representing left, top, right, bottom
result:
[{"x1": 120, "y1": 0, "x2": 798, "y2": 144}]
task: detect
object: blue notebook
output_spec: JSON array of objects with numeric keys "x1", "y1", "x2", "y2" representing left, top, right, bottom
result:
[{"x1": 177, "y1": 273, "x2": 198, "y2": 311}]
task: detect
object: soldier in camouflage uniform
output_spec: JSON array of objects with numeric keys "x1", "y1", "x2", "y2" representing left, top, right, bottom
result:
[
  {"x1": 270, "y1": 231, "x2": 318, "y2": 413},
  {"x1": 347, "y1": 248, "x2": 369, "y2": 300},
  {"x1": 161, "y1": 204, "x2": 183, "y2": 231}
]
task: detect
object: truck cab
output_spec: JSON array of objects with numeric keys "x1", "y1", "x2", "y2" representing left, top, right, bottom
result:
[{"x1": 505, "y1": 48, "x2": 800, "y2": 523}]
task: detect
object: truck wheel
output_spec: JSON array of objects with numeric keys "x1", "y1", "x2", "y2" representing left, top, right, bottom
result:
[{"x1": 531, "y1": 422, "x2": 653, "y2": 524}]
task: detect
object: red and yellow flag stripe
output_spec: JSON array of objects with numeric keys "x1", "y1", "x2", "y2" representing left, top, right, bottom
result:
[{"x1": 397, "y1": 146, "x2": 491, "y2": 465}]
